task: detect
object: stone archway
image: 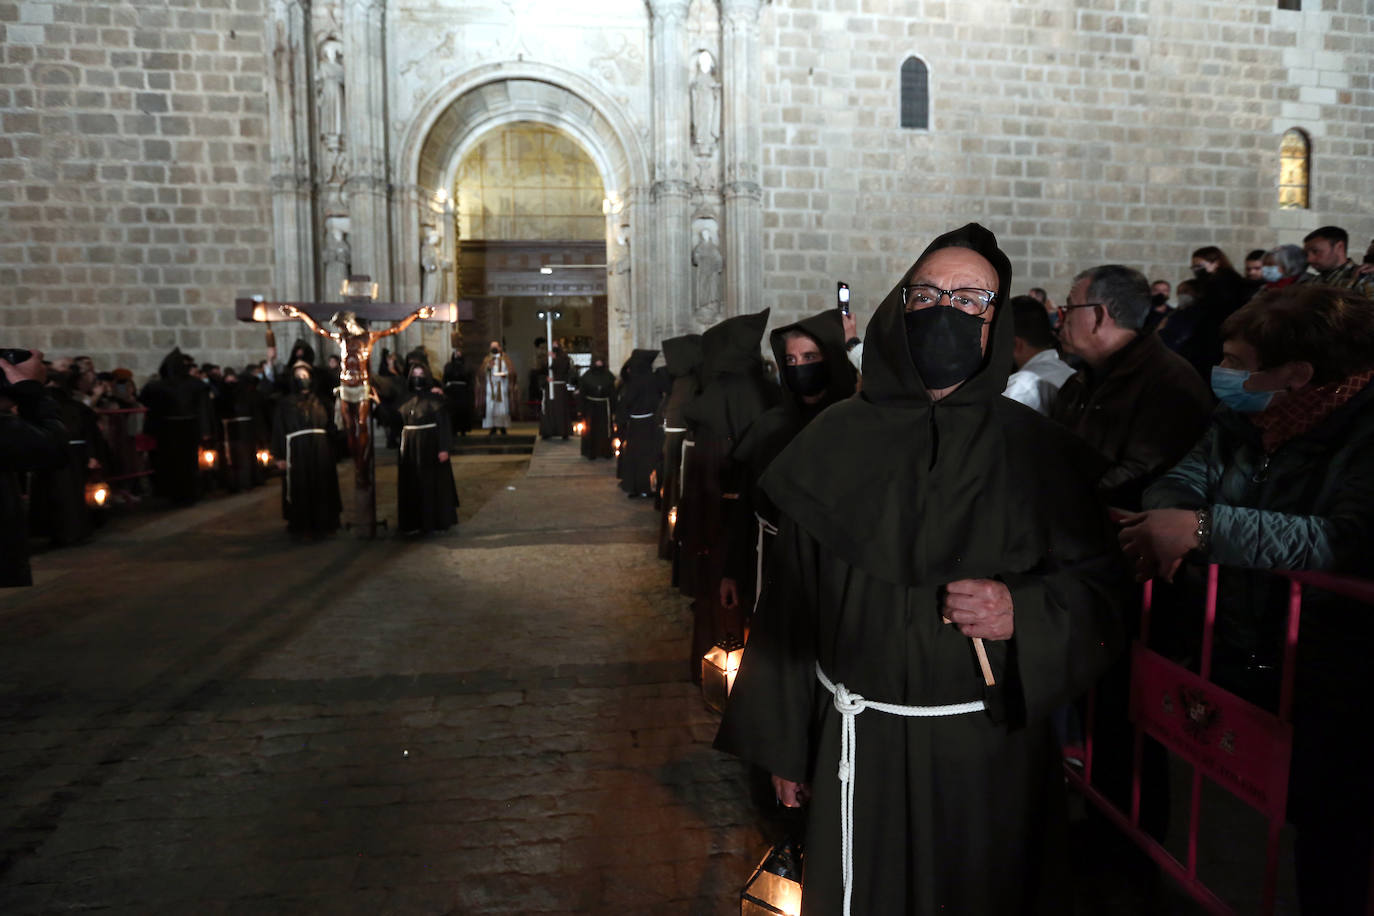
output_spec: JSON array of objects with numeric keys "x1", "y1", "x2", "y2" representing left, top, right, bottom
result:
[{"x1": 394, "y1": 63, "x2": 653, "y2": 371}]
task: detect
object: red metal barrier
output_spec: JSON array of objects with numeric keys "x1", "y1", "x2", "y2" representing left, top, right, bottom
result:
[
  {"x1": 94, "y1": 407, "x2": 153, "y2": 483},
  {"x1": 1067, "y1": 564, "x2": 1374, "y2": 915}
]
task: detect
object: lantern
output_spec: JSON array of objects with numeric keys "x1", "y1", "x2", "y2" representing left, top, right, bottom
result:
[
  {"x1": 257, "y1": 449, "x2": 273, "y2": 467},
  {"x1": 702, "y1": 635, "x2": 745, "y2": 714},
  {"x1": 199, "y1": 447, "x2": 218, "y2": 470},
  {"x1": 613, "y1": 437, "x2": 621, "y2": 457},
  {"x1": 668, "y1": 506, "x2": 678, "y2": 534},
  {"x1": 741, "y1": 842, "x2": 803, "y2": 916},
  {"x1": 84, "y1": 481, "x2": 110, "y2": 509}
]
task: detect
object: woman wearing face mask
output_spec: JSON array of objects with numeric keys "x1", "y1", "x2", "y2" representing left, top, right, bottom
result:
[
  {"x1": 1120, "y1": 284, "x2": 1374, "y2": 915},
  {"x1": 1260, "y1": 243, "x2": 1306, "y2": 291},
  {"x1": 1168, "y1": 246, "x2": 1253, "y2": 379}
]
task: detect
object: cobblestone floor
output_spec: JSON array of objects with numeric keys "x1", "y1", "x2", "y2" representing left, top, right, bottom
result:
[
  {"x1": 0, "y1": 440, "x2": 762, "y2": 915},
  {"x1": 0, "y1": 436, "x2": 1298, "y2": 914}
]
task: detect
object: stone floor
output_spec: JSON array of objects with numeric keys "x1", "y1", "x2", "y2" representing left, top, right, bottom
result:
[{"x1": 0, "y1": 433, "x2": 1298, "y2": 914}]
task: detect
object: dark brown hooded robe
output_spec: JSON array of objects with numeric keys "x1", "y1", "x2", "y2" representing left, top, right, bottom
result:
[
  {"x1": 658, "y1": 334, "x2": 702, "y2": 561},
  {"x1": 714, "y1": 223, "x2": 1131, "y2": 914}
]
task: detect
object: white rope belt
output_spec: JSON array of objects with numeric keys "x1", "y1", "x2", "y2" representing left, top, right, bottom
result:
[
  {"x1": 68, "y1": 439, "x2": 86, "y2": 445},
  {"x1": 663, "y1": 425, "x2": 687, "y2": 433},
  {"x1": 400, "y1": 422, "x2": 437, "y2": 459},
  {"x1": 679, "y1": 439, "x2": 694, "y2": 499},
  {"x1": 816, "y1": 662, "x2": 985, "y2": 916},
  {"x1": 284, "y1": 428, "x2": 326, "y2": 503},
  {"x1": 754, "y1": 513, "x2": 779, "y2": 609},
  {"x1": 629, "y1": 412, "x2": 653, "y2": 419},
  {"x1": 444, "y1": 380, "x2": 467, "y2": 387}
]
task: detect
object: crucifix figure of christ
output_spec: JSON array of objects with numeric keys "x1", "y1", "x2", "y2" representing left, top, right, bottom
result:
[
  {"x1": 281, "y1": 301, "x2": 434, "y2": 533},
  {"x1": 235, "y1": 281, "x2": 452, "y2": 539}
]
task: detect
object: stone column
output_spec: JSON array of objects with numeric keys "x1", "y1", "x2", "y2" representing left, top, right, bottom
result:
[
  {"x1": 343, "y1": 0, "x2": 392, "y2": 295},
  {"x1": 648, "y1": 0, "x2": 693, "y2": 339},
  {"x1": 267, "y1": 0, "x2": 314, "y2": 300},
  {"x1": 721, "y1": 0, "x2": 764, "y2": 318}
]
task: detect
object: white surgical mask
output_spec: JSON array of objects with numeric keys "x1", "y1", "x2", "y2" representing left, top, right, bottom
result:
[{"x1": 1261, "y1": 265, "x2": 1283, "y2": 283}]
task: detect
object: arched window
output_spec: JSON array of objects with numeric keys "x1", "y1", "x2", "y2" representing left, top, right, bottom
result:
[
  {"x1": 1279, "y1": 128, "x2": 1310, "y2": 210},
  {"x1": 900, "y1": 56, "x2": 929, "y2": 130}
]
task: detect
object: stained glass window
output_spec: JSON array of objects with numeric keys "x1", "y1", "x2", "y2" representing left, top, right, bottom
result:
[{"x1": 1279, "y1": 128, "x2": 1310, "y2": 210}]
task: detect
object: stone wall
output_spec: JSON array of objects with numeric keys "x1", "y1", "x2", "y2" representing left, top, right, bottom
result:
[
  {"x1": 3, "y1": 0, "x2": 1371, "y2": 375},
  {"x1": 757, "y1": 0, "x2": 1374, "y2": 330},
  {"x1": 0, "y1": 0, "x2": 273, "y2": 378}
]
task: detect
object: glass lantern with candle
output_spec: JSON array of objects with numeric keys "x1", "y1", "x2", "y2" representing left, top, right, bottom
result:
[
  {"x1": 702, "y1": 635, "x2": 745, "y2": 714},
  {"x1": 741, "y1": 841, "x2": 804, "y2": 916}
]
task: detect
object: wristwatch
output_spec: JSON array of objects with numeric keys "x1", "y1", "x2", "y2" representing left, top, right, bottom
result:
[
  {"x1": 845, "y1": 336, "x2": 862, "y2": 351},
  {"x1": 1194, "y1": 507, "x2": 1212, "y2": 554}
]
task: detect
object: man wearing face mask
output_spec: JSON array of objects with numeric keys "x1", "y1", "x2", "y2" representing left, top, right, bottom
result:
[
  {"x1": 719, "y1": 311, "x2": 859, "y2": 616},
  {"x1": 270, "y1": 362, "x2": 341, "y2": 538},
  {"x1": 1052, "y1": 264, "x2": 1214, "y2": 510},
  {"x1": 1122, "y1": 284, "x2": 1374, "y2": 914},
  {"x1": 396, "y1": 360, "x2": 457, "y2": 535},
  {"x1": 716, "y1": 224, "x2": 1130, "y2": 915}
]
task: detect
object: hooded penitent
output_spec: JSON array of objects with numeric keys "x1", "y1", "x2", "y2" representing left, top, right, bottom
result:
[
  {"x1": 721, "y1": 309, "x2": 859, "y2": 592},
  {"x1": 657, "y1": 334, "x2": 704, "y2": 559},
  {"x1": 617, "y1": 348, "x2": 662, "y2": 496},
  {"x1": 715, "y1": 224, "x2": 1131, "y2": 915},
  {"x1": 398, "y1": 362, "x2": 458, "y2": 534},
  {"x1": 270, "y1": 362, "x2": 341, "y2": 534},
  {"x1": 140, "y1": 347, "x2": 215, "y2": 505},
  {"x1": 578, "y1": 359, "x2": 617, "y2": 461}
]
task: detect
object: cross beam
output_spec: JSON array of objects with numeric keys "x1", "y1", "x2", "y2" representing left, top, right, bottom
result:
[{"x1": 233, "y1": 299, "x2": 464, "y2": 323}]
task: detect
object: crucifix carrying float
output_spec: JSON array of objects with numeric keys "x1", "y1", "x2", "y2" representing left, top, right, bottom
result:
[{"x1": 235, "y1": 275, "x2": 457, "y2": 539}]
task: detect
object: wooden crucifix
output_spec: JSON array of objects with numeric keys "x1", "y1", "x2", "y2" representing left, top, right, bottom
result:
[{"x1": 235, "y1": 276, "x2": 457, "y2": 539}]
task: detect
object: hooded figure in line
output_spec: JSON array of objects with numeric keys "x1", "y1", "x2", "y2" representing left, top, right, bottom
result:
[
  {"x1": 615, "y1": 348, "x2": 662, "y2": 498},
  {"x1": 719, "y1": 309, "x2": 859, "y2": 618},
  {"x1": 715, "y1": 224, "x2": 1130, "y2": 915},
  {"x1": 396, "y1": 357, "x2": 458, "y2": 535},
  {"x1": 657, "y1": 333, "x2": 703, "y2": 563},
  {"x1": 678, "y1": 309, "x2": 781, "y2": 678}
]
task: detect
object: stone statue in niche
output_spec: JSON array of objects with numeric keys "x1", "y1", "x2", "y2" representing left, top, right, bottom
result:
[
  {"x1": 692, "y1": 224, "x2": 723, "y2": 324},
  {"x1": 272, "y1": 20, "x2": 292, "y2": 91},
  {"x1": 317, "y1": 38, "x2": 345, "y2": 147},
  {"x1": 420, "y1": 224, "x2": 445, "y2": 303},
  {"x1": 323, "y1": 216, "x2": 351, "y2": 300},
  {"x1": 690, "y1": 50, "x2": 720, "y2": 159},
  {"x1": 608, "y1": 224, "x2": 632, "y2": 330}
]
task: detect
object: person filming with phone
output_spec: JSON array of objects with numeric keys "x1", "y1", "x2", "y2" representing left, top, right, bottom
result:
[{"x1": 0, "y1": 348, "x2": 70, "y2": 587}]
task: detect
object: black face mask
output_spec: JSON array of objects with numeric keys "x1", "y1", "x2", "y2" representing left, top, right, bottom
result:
[
  {"x1": 409, "y1": 375, "x2": 427, "y2": 391},
  {"x1": 294, "y1": 375, "x2": 312, "y2": 392},
  {"x1": 904, "y1": 306, "x2": 986, "y2": 390},
  {"x1": 782, "y1": 361, "x2": 830, "y2": 398},
  {"x1": 1150, "y1": 292, "x2": 1168, "y2": 309},
  {"x1": 490, "y1": 347, "x2": 500, "y2": 355}
]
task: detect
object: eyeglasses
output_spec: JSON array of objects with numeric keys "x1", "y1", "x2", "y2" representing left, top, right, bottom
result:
[
  {"x1": 1056, "y1": 302, "x2": 1103, "y2": 320},
  {"x1": 901, "y1": 284, "x2": 997, "y2": 315}
]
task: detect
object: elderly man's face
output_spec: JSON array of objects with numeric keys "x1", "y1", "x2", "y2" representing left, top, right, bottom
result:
[{"x1": 907, "y1": 247, "x2": 999, "y2": 359}]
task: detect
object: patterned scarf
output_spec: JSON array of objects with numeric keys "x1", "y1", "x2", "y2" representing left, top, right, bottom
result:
[{"x1": 1251, "y1": 370, "x2": 1374, "y2": 452}]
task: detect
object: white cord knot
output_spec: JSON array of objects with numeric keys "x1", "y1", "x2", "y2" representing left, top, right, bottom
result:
[{"x1": 831, "y1": 683, "x2": 865, "y2": 716}]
